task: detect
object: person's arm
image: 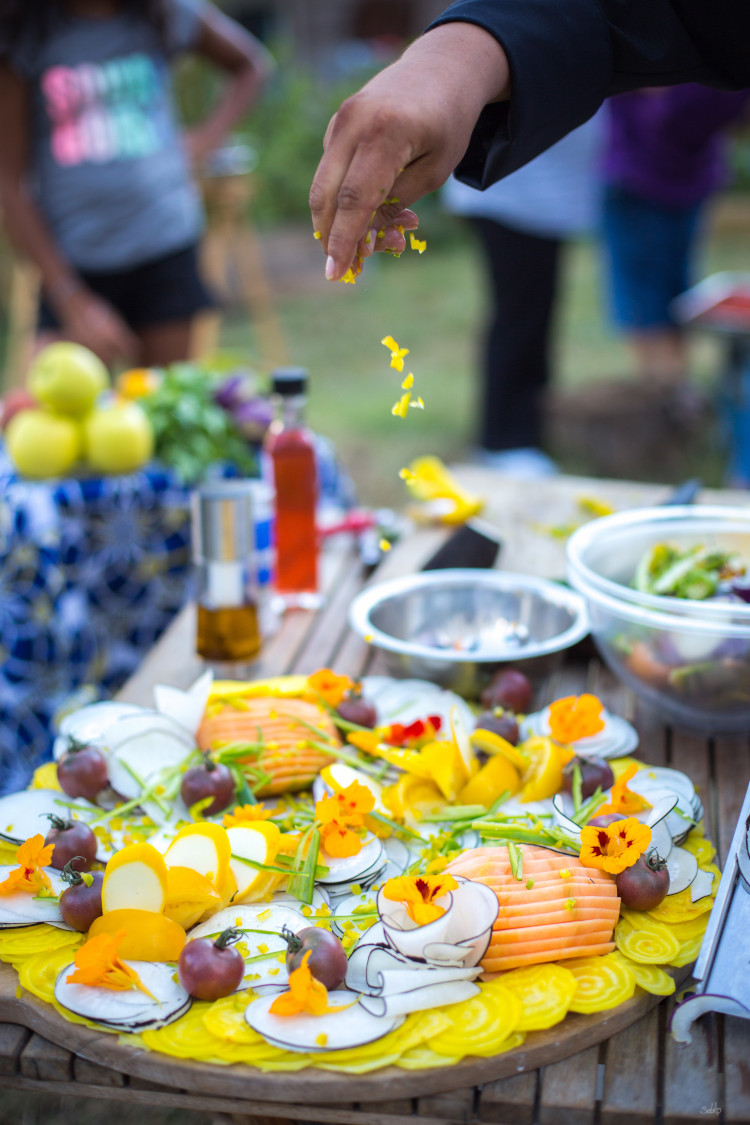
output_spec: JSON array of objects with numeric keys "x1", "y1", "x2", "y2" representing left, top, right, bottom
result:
[
  {"x1": 182, "y1": 4, "x2": 275, "y2": 170},
  {"x1": 0, "y1": 63, "x2": 138, "y2": 365},
  {"x1": 309, "y1": 22, "x2": 510, "y2": 281}
]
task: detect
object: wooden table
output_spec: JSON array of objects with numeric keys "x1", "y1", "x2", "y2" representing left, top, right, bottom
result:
[{"x1": 2, "y1": 470, "x2": 750, "y2": 1125}]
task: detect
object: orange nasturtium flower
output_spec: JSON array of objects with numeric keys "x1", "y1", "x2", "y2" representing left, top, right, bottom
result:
[
  {"x1": 548, "y1": 694, "x2": 606, "y2": 743},
  {"x1": 381, "y1": 873, "x2": 459, "y2": 926},
  {"x1": 269, "y1": 950, "x2": 346, "y2": 1016},
  {"x1": 381, "y1": 335, "x2": 409, "y2": 372},
  {"x1": 315, "y1": 781, "x2": 375, "y2": 859},
  {"x1": 222, "y1": 803, "x2": 274, "y2": 828},
  {"x1": 66, "y1": 931, "x2": 155, "y2": 998},
  {"x1": 0, "y1": 834, "x2": 54, "y2": 897},
  {"x1": 307, "y1": 668, "x2": 354, "y2": 709},
  {"x1": 579, "y1": 817, "x2": 652, "y2": 875},
  {"x1": 595, "y1": 763, "x2": 652, "y2": 818}
]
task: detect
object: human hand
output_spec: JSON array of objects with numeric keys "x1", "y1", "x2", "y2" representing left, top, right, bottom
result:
[
  {"x1": 310, "y1": 22, "x2": 510, "y2": 280},
  {"x1": 62, "y1": 289, "x2": 139, "y2": 367}
]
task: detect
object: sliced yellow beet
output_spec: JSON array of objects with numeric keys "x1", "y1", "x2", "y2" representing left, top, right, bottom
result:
[
  {"x1": 164, "y1": 822, "x2": 231, "y2": 886},
  {"x1": 459, "y1": 752, "x2": 521, "y2": 806},
  {"x1": 89, "y1": 908, "x2": 186, "y2": 961},
  {"x1": 101, "y1": 842, "x2": 168, "y2": 914},
  {"x1": 226, "y1": 822, "x2": 282, "y2": 903},
  {"x1": 164, "y1": 866, "x2": 222, "y2": 929},
  {"x1": 469, "y1": 729, "x2": 527, "y2": 772}
]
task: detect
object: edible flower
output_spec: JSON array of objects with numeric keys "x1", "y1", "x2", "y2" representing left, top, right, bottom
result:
[
  {"x1": 384, "y1": 716, "x2": 443, "y2": 747},
  {"x1": 402, "y1": 455, "x2": 484, "y2": 525},
  {"x1": 579, "y1": 817, "x2": 652, "y2": 875},
  {"x1": 66, "y1": 931, "x2": 155, "y2": 998},
  {"x1": 269, "y1": 950, "x2": 345, "y2": 1016},
  {"x1": 548, "y1": 694, "x2": 605, "y2": 743},
  {"x1": 595, "y1": 764, "x2": 652, "y2": 817},
  {"x1": 381, "y1": 335, "x2": 409, "y2": 372},
  {"x1": 223, "y1": 803, "x2": 274, "y2": 828},
  {"x1": 0, "y1": 834, "x2": 54, "y2": 897},
  {"x1": 316, "y1": 781, "x2": 375, "y2": 858},
  {"x1": 116, "y1": 368, "x2": 160, "y2": 400},
  {"x1": 308, "y1": 669, "x2": 354, "y2": 708},
  {"x1": 381, "y1": 873, "x2": 458, "y2": 925}
]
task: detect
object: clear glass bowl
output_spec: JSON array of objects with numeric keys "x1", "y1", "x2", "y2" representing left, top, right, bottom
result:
[{"x1": 566, "y1": 506, "x2": 750, "y2": 733}]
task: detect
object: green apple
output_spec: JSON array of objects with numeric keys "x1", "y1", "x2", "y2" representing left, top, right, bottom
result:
[
  {"x1": 28, "y1": 342, "x2": 108, "y2": 417},
  {"x1": 83, "y1": 401, "x2": 154, "y2": 475},
  {"x1": 6, "y1": 408, "x2": 82, "y2": 479}
]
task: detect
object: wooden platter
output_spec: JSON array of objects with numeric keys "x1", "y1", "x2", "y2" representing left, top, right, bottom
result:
[{"x1": 0, "y1": 956, "x2": 690, "y2": 1104}]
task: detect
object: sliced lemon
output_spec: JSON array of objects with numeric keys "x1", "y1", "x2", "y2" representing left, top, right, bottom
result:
[
  {"x1": 518, "y1": 736, "x2": 565, "y2": 802},
  {"x1": 470, "y1": 728, "x2": 528, "y2": 772},
  {"x1": 459, "y1": 753, "x2": 521, "y2": 807}
]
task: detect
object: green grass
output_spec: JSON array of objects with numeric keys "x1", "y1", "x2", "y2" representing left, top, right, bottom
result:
[{"x1": 220, "y1": 213, "x2": 750, "y2": 507}]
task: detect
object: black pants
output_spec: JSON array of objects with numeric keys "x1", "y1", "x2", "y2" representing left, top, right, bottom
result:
[{"x1": 468, "y1": 216, "x2": 562, "y2": 452}]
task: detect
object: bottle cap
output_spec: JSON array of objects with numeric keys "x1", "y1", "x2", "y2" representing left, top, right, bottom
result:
[
  {"x1": 191, "y1": 480, "x2": 256, "y2": 563},
  {"x1": 271, "y1": 367, "x2": 308, "y2": 397}
]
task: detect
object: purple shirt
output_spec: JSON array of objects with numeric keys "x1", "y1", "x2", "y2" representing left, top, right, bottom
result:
[{"x1": 602, "y1": 85, "x2": 749, "y2": 208}]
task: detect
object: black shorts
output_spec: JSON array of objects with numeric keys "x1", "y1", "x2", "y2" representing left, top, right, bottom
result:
[{"x1": 38, "y1": 243, "x2": 217, "y2": 331}]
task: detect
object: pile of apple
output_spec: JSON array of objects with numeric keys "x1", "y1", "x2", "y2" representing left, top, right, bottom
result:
[{"x1": 2, "y1": 342, "x2": 153, "y2": 479}]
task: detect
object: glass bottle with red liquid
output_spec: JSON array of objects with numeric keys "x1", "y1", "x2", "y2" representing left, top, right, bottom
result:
[{"x1": 264, "y1": 368, "x2": 320, "y2": 605}]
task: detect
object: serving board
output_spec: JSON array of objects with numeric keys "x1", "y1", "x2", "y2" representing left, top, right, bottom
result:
[{"x1": 0, "y1": 958, "x2": 688, "y2": 1103}]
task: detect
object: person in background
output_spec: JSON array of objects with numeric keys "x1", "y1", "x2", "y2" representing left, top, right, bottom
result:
[
  {"x1": 442, "y1": 114, "x2": 603, "y2": 478},
  {"x1": 308, "y1": 3, "x2": 750, "y2": 282},
  {"x1": 601, "y1": 86, "x2": 750, "y2": 387},
  {"x1": 0, "y1": 0, "x2": 274, "y2": 369}
]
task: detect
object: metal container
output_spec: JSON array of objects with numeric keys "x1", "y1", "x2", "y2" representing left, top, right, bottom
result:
[{"x1": 348, "y1": 570, "x2": 588, "y2": 699}]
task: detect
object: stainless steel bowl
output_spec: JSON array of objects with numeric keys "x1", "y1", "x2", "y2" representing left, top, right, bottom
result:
[{"x1": 348, "y1": 569, "x2": 589, "y2": 699}]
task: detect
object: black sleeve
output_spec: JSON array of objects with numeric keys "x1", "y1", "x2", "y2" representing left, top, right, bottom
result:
[{"x1": 428, "y1": 0, "x2": 749, "y2": 189}]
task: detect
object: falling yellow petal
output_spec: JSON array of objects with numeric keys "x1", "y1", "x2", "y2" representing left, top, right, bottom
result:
[
  {"x1": 379, "y1": 539, "x2": 392, "y2": 552},
  {"x1": 409, "y1": 397, "x2": 425, "y2": 410},
  {"x1": 313, "y1": 230, "x2": 321, "y2": 240},
  {"x1": 392, "y1": 392, "x2": 411, "y2": 418},
  {"x1": 381, "y1": 335, "x2": 398, "y2": 351},
  {"x1": 399, "y1": 468, "x2": 416, "y2": 482},
  {"x1": 410, "y1": 234, "x2": 427, "y2": 253},
  {"x1": 401, "y1": 373, "x2": 414, "y2": 390}
]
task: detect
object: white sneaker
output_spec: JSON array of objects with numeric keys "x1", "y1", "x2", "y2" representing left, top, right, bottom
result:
[{"x1": 473, "y1": 447, "x2": 559, "y2": 479}]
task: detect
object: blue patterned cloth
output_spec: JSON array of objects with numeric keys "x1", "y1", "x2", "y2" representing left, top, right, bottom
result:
[
  {"x1": 0, "y1": 439, "x2": 357, "y2": 795},
  {"x1": 0, "y1": 452, "x2": 193, "y2": 794}
]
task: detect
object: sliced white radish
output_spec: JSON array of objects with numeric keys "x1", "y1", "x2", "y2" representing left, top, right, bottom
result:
[
  {"x1": 377, "y1": 877, "x2": 498, "y2": 967},
  {"x1": 101, "y1": 843, "x2": 168, "y2": 914},
  {"x1": 690, "y1": 867, "x2": 715, "y2": 903},
  {"x1": 522, "y1": 707, "x2": 638, "y2": 760},
  {"x1": 0, "y1": 867, "x2": 70, "y2": 927},
  {"x1": 551, "y1": 795, "x2": 584, "y2": 843},
  {"x1": 376, "y1": 836, "x2": 412, "y2": 884},
  {"x1": 188, "y1": 901, "x2": 307, "y2": 993},
  {"x1": 361, "y1": 979, "x2": 480, "y2": 1019},
  {"x1": 331, "y1": 890, "x2": 378, "y2": 939},
  {"x1": 272, "y1": 886, "x2": 330, "y2": 912},
  {"x1": 246, "y1": 989, "x2": 400, "y2": 1052},
  {"x1": 0, "y1": 790, "x2": 98, "y2": 844},
  {"x1": 317, "y1": 837, "x2": 385, "y2": 888},
  {"x1": 666, "y1": 846, "x2": 700, "y2": 895},
  {"x1": 54, "y1": 701, "x2": 145, "y2": 760},
  {"x1": 628, "y1": 777, "x2": 700, "y2": 844},
  {"x1": 55, "y1": 959, "x2": 190, "y2": 1030},
  {"x1": 154, "y1": 670, "x2": 214, "y2": 737},
  {"x1": 106, "y1": 712, "x2": 195, "y2": 801}
]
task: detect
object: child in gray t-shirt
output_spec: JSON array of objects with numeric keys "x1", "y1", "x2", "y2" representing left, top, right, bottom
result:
[{"x1": 0, "y1": 0, "x2": 273, "y2": 367}]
